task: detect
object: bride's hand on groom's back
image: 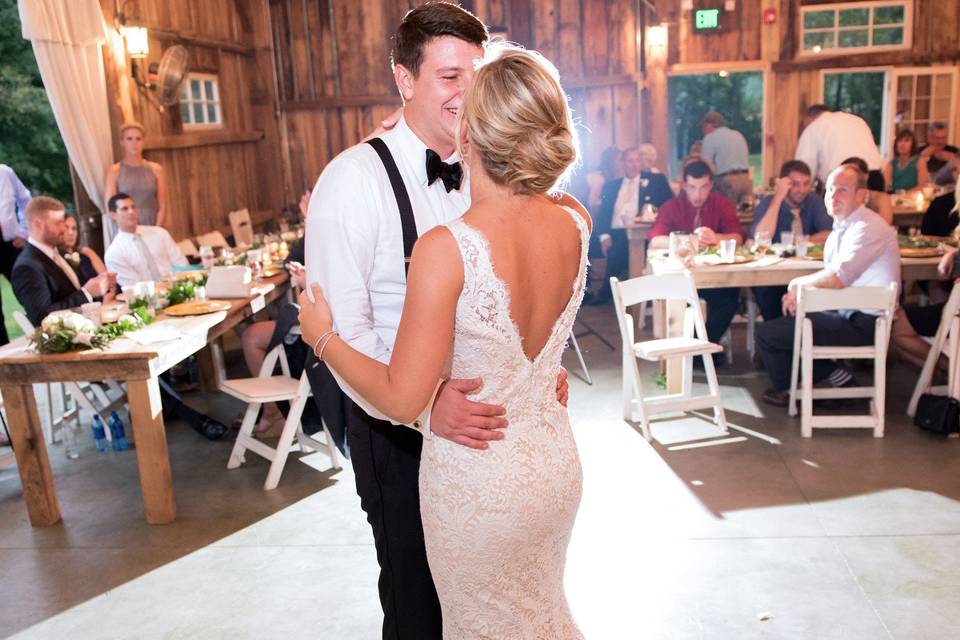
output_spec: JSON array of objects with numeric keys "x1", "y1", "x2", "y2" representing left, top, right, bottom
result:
[{"x1": 431, "y1": 378, "x2": 508, "y2": 450}]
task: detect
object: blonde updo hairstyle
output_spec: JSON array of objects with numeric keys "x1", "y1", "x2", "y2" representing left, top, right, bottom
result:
[{"x1": 457, "y1": 43, "x2": 578, "y2": 196}]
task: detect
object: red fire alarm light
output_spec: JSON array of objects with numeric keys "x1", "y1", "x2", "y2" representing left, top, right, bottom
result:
[{"x1": 763, "y1": 8, "x2": 777, "y2": 25}]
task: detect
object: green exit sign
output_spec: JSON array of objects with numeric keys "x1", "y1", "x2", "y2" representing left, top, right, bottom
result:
[{"x1": 694, "y1": 8, "x2": 721, "y2": 31}]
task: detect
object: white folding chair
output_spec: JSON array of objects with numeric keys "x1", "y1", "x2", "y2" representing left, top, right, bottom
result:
[
  {"x1": 228, "y1": 208, "x2": 254, "y2": 247},
  {"x1": 611, "y1": 274, "x2": 728, "y2": 442},
  {"x1": 177, "y1": 238, "x2": 199, "y2": 258},
  {"x1": 223, "y1": 343, "x2": 341, "y2": 490},
  {"x1": 567, "y1": 331, "x2": 592, "y2": 385},
  {"x1": 194, "y1": 230, "x2": 230, "y2": 249},
  {"x1": 908, "y1": 284, "x2": 960, "y2": 416},
  {"x1": 787, "y1": 284, "x2": 898, "y2": 438},
  {"x1": 13, "y1": 312, "x2": 127, "y2": 445}
]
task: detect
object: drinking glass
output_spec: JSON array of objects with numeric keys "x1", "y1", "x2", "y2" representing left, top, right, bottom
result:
[
  {"x1": 780, "y1": 231, "x2": 794, "y2": 248},
  {"x1": 795, "y1": 234, "x2": 809, "y2": 258},
  {"x1": 719, "y1": 239, "x2": 737, "y2": 263},
  {"x1": 669, "y1": 232, "x2": 696, "y2": 265},
  {"x1": 80, "y1": 301, "x2": 102, "y2": 327},
  {"x1": 754, "y1": 230, "x2": 772, "y2": 255},
  {"x1": 199, "y1": 245, "x2": 215, "y2": 269}
]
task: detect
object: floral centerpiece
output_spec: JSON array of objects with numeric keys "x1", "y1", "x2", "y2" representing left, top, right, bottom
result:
[{"x1": 29, "y1": 311, "x2": 146, "y2": 354}]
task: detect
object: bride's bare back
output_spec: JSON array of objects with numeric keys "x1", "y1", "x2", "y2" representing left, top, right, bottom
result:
[{"x1": 462, "y1": 195, "x2": 591, "y2": 362}]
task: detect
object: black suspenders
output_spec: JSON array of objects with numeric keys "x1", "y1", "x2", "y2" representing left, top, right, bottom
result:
[{"x1": 366, "y1": 138, "x2": 418, "y2": 276}]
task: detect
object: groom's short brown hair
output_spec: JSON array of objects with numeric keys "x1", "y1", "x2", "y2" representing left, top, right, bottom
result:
[{"x1": 391, "y1": 2, "x2": 487, "y2": 77}]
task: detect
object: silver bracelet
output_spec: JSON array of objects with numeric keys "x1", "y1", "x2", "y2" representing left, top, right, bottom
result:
[
  {"x1": 312, "y1": 330, "x2": 336, "y2": 358},
  {"x1": 317, "y1": 331, "x2": 338, "y2": 361}
]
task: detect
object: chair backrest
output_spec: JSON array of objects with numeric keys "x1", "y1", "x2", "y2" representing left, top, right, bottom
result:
[
  {"x1": 194, "y1": 230, "x2": 229, "y2": 249},
  {"x1": 610, "y1": 273, "x2": 701, "y2": 307},
  {"x1": 610, "y1": 273, "x2": 710, "y2": 345},
  {"x1": 13, "y1": 310, "x2": 34, "y2": 335},
  {"x1": 177, "y1": 238, "x2": 199, "y2": 257},
  {"x1": 797, "y1": 283, "x2": 898, "y2": 317},
  {"x1": 229, "y1": 208, "x2": 254, "y2": 247}
]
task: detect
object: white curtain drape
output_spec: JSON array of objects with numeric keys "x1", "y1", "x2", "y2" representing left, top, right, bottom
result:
[{"x1": 18, "y1": 0, "x2": 114, "y2": 245}]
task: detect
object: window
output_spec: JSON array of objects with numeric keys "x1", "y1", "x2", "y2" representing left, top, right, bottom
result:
[
  {"x1": 801, "y1": 1, "x2": 911, "y2": 55},
  {"x1": 180, "y1": 73, "x2": 222, "y2": 127},
  {"x1": 894, "y1": 68, "x2": 956, "y2": 145},
  {"x1": 822, "y1": 70, "x2": 887, "y2": 149},
  {"x1": 819, "y1": 66, "x2": 958, "y2": 158},
  {"x1": 668, "y1": 70, "x2": 765, "y2": 187}
]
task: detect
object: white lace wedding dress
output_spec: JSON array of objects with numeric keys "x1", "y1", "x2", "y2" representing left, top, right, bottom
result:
[{"x1": 419, "y1": 207, "x2": 587, "y2": 639}]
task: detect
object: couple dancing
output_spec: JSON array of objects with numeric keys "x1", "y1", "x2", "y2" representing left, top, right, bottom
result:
[{"x1": 301, "y1": 4, "x2": 588, "y2": 638}]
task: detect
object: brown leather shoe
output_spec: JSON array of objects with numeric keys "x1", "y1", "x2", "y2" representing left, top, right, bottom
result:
[{"x1": 762, "y1": 388, "x2": 790, "y2": 408}]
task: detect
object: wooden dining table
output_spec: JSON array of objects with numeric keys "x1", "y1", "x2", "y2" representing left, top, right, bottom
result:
[
  {"x1": 0, "y1": 272, "x2": 289, "y2": 527},
  {"x1": 647, "y1": 253, "x2": 941, "y2": 393}
]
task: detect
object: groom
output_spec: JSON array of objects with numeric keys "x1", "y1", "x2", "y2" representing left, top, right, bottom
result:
[{"x1": 305, "y1": 4, "x2": 568, "y2": 639}]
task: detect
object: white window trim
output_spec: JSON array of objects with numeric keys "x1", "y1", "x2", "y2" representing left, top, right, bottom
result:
[
  {"x1": 817, "y1": 66, "x2": 892, "y2": 159},
  {"x1": 798, "y1": 0, "x2": 912, "y2": 57},
  {"x1": 181, "y1": 72, "x2": 223, "y2": 130},
  {"x1": 888, "y1": 65, "x2": 959, "y2": 150}
]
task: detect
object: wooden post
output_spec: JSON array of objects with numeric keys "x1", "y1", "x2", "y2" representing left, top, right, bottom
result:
[
  {"x1": 126, "y1": 377, "x2": 176, "y2": 525},
  {"x1": 1, "y1": 384, "x2": 61, "y2": 527}
]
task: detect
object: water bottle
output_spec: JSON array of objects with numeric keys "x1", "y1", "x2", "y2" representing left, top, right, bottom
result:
[
  {"x1": 108, "y1": 411, "x2": 129, "y2": 452},
  {"x1": 91, "y1": 415, "x2": 109, "y2": 452},
  {"x1": 63, "y1": 422, "x2": 80, "y2": 460}
]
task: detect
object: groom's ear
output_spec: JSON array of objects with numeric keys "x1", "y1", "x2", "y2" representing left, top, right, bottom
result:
[{"x1": 394, "y1": 64, "x2": 415, "y2": 103}]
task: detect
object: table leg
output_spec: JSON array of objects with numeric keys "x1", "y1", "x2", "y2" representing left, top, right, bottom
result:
[
  {"x1": 665, "y1": 300, "x2": 686, "y2": 394},
  {"x1": 1, "y1": 384, "x2": 61, "y2": 526},
  {"x1": 197, "y1": 339, "x2": 225, "y2": 392},
  {"x1": 126, "y1": 377, "x2": 176, "y2": 524}
]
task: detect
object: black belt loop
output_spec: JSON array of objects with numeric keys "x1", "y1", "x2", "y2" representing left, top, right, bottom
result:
[{"x1": 367, "y1": 138, "x2": 418, "y2": 277}]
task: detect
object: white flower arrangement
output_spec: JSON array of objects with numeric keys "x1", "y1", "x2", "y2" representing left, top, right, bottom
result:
[
  {"x1": 63, "y1": 251, "x2": 81, "y2": 268},
  {"x1": 30, "y1": 310, "x2": 145, "y2": 354}
]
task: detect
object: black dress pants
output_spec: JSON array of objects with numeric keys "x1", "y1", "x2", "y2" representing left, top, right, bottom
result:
[
  {"x1": 700, "y1": 287, "x2": 741, "y2": 344},
  {"x1": 599, "y1": 228, "x2": 629, "y2": 299},
  {"x1": 347, "y1": 403, "x2": 442, "y2": 640},
  {"x1": 753, "y1": 285, "x2": 788, "y2": 322},
  {"x1": 756, "y1": 311, "x2": 877, "y2": 391}
]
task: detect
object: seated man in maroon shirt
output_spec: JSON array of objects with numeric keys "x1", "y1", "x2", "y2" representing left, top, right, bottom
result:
[{"x1": 649, "y1": 160, "x2": 744, "y2": 357}]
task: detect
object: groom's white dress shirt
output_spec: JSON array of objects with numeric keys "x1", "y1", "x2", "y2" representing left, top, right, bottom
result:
[
  {"x1": 306, "y1": 116, "x2": 470, "y2": 429},
  {"x1": 105, "y1": 225, "x2": 188, "y2": 287}
]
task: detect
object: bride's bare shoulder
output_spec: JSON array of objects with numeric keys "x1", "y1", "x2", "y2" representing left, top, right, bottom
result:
[{"x1": 553, "y1": 192, "x2": 592, "y2": 232}]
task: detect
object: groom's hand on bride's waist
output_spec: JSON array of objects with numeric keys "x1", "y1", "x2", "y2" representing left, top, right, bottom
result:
[{"x1": 431, "y1": 378, "x2": 507, "y2": 450}]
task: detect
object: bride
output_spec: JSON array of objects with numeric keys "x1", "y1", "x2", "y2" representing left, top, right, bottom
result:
[{"x1": 299, "y1": 44, "x2": 588, "y2": 639}]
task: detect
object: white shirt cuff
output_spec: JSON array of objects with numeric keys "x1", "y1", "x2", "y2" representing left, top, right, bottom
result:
[{"x1": 416, "y1": 379, "x2": 445, "y2": 439}]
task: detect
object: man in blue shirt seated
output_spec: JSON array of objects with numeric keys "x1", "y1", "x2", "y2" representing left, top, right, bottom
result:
[
  {"x1": 756, "y1": 165, "x2": 900, "y2": 408},
  {"x1": 750, "y1": 160, "x2": 833, "y2": 321}
]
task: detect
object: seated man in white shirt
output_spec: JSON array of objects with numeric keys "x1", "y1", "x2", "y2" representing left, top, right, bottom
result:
[
  {"x1": 104, "y1": 192, "x2": 187, "y2": 287},
  {"x1": 755, "y1": 164, "x2": 900, "y2": 408}
]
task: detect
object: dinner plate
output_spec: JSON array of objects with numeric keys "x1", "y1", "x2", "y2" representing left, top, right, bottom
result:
[
  {"x1": 164, "y1": 300, "x2": 232, "y2": 316},
  {"x1": 693, "y1": 253, "x2": 756, "y2": 266},
  {"x1": 900, "y1": 247, "x2": 944, "y2": 258}
]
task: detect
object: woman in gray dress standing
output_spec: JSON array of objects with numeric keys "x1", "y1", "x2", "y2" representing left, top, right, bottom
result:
[{"x1": 104, "y1": 122, "x2": 167, "y2": 228}]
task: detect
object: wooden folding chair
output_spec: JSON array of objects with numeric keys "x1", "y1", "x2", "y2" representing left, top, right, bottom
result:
[{"x1": 229, "y1": 208, "x2": 254, "y2": 247}]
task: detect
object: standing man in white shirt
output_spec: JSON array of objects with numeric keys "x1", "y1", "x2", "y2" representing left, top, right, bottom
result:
[
  {"x1": 755, "y1": 165, "x2": 900, "y2": 408},
  {"x1": 306, "y1": 4, "x2": 569, "y2": 639},
  {"x1": 0, "y1": 164, "x2": 31, "y2": 345},
  {"x1": 103, "y1": 192, "x2": 187, "y2": 287},
  {"x1": 795, "y1": 104, "x2": 886, "y2": 192},
  {"x1": 700, "y1": 111, "x2": 753, "y2": 206}
]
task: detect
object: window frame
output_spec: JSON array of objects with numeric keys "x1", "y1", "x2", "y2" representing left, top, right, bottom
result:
[
  {"x1": 180, "y1": 72, "x2": 223, "y2": 130},
  {"x1": 889, "y1": 66, "x2": 959, "y2": 148},
  {"x1": 798, "y1": 1, "x2": 913, "y2": 57},
  {"x1": 817, "y1": 66, "x2": 892, "y2": 159}
]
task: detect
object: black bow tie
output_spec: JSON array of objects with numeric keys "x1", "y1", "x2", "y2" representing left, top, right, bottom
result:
[{"x1": 425, "y1": 149, "x2": 463, "y2": 192}]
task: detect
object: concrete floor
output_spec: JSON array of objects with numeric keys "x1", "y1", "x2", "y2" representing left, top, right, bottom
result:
[{"x1": 2, "y1": 304, "x2": 960, "y2": 639}]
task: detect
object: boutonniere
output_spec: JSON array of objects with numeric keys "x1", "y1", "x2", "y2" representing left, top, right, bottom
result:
[
  {"x1": 64, "y1": 251, "x2": 80, "y2": 268},
  {"x1": 639, "y1": 178, "x2": 650, "y2": 189}
]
